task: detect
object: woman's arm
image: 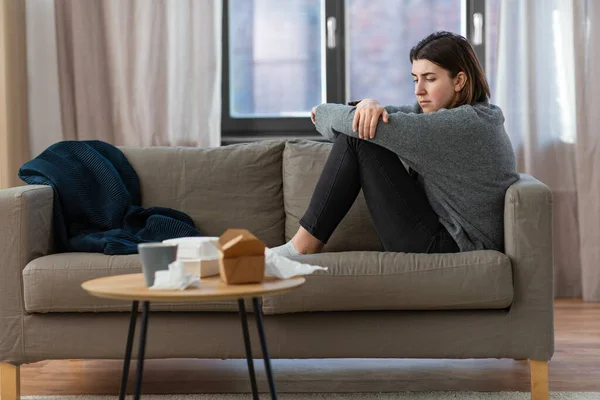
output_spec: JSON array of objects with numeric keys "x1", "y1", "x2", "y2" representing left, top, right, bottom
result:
[
  {"x1": 384, "y1": 102, "x2": 422, "y2": 114},
  {"x1": 314, "y1": 103, "x2": 481, "y2": 169},
  {"x1": 348, "y1": 100, "x2": 421, "y2": 115}
]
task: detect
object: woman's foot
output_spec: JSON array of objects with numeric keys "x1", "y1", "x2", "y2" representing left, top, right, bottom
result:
[
  {"x1": 269, "y1": 241, "x2": 302, "y2": 257},
  {"x1": 270, "y1": 227, "x2": 324, "y2": 257},
  {"x1": 291, "y1": 226, "x2": 324, "y2": 254}
]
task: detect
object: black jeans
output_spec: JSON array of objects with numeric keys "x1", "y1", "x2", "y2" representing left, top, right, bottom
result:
[{"x1": 299, "y1": 134, "x2": 460, "y2": 254}]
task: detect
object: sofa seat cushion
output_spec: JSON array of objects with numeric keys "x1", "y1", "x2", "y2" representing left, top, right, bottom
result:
[
  {"x1": 261, "y1": 250, "x2": 513, "y2": 314},
  {"x1": 25, "y1": 249, "x2": 513, "y2": 314},
  {"x1": 23, "y1": 253, "x2": 246, "y2": 313}
]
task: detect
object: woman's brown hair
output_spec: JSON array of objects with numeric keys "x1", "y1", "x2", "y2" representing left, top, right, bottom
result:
[{"x1": 409, "y1": 31, "x2": 490, "y2": 107}]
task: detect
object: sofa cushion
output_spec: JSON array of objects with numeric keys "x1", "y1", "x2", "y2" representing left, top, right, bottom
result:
[
  {"x1": 24, "y1": 249, "x2": 512, "y2": 314},
  {"x1": 283, "y1": 140, "x2": 383, "y2": 252},
  {"x1": 23, "y1": 253, "x2": 249, "y2": 313},
  {"x1": 262, "y1": 250, "x2": 513, "y2": 314},
  {"x1": 121, "y1": 140, "x2": 286, "y2": 248}
]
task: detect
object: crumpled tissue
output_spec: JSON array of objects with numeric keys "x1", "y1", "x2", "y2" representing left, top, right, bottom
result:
[
  {"x1": 264, "y1": 248, "x2": 328, "y2": 279},
  {"x1": 149, "y1": 260, "x2": 200, "y2": 290}
]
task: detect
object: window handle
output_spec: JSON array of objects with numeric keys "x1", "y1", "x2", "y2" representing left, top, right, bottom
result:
[
  {"x1": 327, "y1": 16, "x2": 337, "y2": 49},
  {"x1": 472, "y1": 12, "x2": 483, "y2": 45}
]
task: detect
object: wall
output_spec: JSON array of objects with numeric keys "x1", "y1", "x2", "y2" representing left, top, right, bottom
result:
[{"x1": 0, "y1": 0, "x2": 29, "y2": 189}]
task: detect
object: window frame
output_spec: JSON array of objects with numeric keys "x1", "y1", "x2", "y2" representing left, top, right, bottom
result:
[
  {"x1": 466, "y1": 0, "x2": 486, "y2": 67},
  {"x1": 221, "y1": 0, "x2": 487, "y2": 144}
]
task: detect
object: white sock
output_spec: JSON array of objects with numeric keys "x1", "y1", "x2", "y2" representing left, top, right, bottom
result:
[{"x1": 269, "y1": 241, "x2": 302, "y2": 258}]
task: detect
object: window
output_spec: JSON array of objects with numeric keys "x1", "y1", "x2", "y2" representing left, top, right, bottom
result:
[
  {"x1": 228, "y1": 0, "x2": 324, "y2": 118},
  {"x1": 222, "y1": 0, "x2": 493, "y2": 143}
]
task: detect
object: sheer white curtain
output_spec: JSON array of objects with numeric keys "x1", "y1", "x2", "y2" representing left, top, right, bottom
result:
[
  {"x1": 495, "y1": 0, "x2": 600, "y2": 300},
  {"x1": 26, "y1": 0, "x2": 221, "y2": 156},
  {"x1": 573, "y1": 0, "x2": 600, "y2": 301}
]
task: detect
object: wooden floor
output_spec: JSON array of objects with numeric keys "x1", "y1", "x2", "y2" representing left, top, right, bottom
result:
[{"x1": 18, "y1": 299, "x2": 600, "y2": 395}]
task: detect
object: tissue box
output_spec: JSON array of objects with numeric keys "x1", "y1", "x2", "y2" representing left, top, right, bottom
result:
[
  {"x1": 213, "y1": 229, "x2": 266, "y2": 284},
  {"x1": 162, "y1": 237, "x2": 220, "y2": 278},
  {"x1": 180, "y1": 259, "x2": 220, "y2": 278}
]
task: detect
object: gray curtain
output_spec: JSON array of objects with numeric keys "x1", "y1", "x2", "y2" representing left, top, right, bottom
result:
[{"x1": 26, "y1": 0, "x2": 222, "y2": 155}]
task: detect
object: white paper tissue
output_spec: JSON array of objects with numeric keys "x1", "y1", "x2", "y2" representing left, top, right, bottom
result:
[
  {"x1": 149, "y1": 260, "x2": 200, "y2": 290},
  {"x1": 162, "y1": 237, "x2": 221, "y2": 278},
  {"x1": 264, "y1": 248, "x2": 328, "y2": 279}
]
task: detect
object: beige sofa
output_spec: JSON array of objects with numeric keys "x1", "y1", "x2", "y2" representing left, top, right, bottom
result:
[{"x1": 0, "y1": 139, "x2": 553, "y2": 399}]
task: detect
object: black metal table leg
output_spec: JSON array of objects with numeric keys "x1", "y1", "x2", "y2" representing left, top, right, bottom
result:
[
  {"x1": 133, "y1": 301, "x2": 150, "y2": 400},
  {"x1": 119, "y1": 301, "x2": 139, "y2": 400},
  {"x1": 253, "y1": 297, "x2": 278, "y2": 400},
  {"x1": 238, "y1": 299, "x2": 259, "y2": 400}
]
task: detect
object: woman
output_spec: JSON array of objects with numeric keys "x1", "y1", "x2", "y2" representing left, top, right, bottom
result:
[{"x1": 271, "y1": 31, "x2": 519, "y2": 257}]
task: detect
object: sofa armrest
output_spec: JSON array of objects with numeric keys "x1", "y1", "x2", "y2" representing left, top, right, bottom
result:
[
  {"x1": 504, "y1": 173, "x2": 554, "y2": 360},
  {"x1": 0, "y1": 185, "x2": 53, "y2": 364}
]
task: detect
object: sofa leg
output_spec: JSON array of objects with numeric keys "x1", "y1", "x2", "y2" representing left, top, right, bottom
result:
[
  {"x1": 529, "y1": 360, "x2": 549, "y2": 400},
  {"x1": 0, "y1": 362, "x2": 20, "y2": 400}
]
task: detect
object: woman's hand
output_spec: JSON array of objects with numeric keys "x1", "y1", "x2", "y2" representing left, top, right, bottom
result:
[
  {"x1": 352, "y1": 99, "x2": 389, "y2": 139},
  {"x1": 311, "y1": 106, "x2": 317, "y2": 125}
]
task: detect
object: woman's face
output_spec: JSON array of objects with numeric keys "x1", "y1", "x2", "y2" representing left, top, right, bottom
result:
[{"x1": 411, "y1": 59, "x2": 465, "y2": 113}]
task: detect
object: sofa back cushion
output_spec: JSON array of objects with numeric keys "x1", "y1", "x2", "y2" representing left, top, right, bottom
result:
[
  {"x1": 283, "y1": 140, "x2": 383, "y2": 252},
  {"x1": 121, "y1": 140, "x2": 286, "y2": 247}
]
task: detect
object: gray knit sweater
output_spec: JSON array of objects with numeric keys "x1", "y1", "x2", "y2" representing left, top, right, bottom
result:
[{"x1": 314, "y1": 101, "x2": 519, "y2": 252}]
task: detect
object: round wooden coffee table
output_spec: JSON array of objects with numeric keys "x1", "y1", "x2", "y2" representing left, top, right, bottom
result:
[{"x1": 82, "y1": 273, "x2": 305, "y2": 400}]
